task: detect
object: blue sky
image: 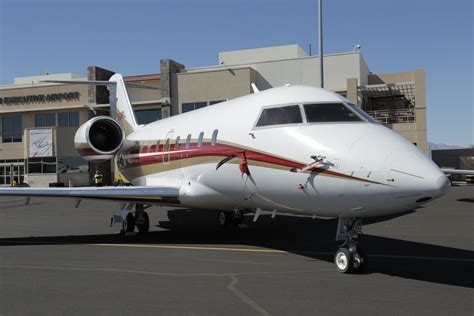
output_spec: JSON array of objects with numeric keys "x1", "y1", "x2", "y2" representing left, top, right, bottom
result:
[{"x1": 0, "y1": 0, "x2": 472, "y2": 146}]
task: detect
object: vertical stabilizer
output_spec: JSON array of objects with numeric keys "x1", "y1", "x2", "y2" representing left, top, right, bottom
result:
[{"x1": 108, "y1": 74, "x2": 138, "y2": 135}]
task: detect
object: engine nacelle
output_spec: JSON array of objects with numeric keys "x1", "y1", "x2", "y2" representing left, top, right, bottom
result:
[{"x1": 75, "y1": 116, "x2": 124, "y2": 161}]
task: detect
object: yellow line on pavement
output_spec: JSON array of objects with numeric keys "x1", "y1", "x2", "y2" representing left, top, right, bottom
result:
[{"x1": 93, "y1": 243, "x2": 287, "y2": 254}]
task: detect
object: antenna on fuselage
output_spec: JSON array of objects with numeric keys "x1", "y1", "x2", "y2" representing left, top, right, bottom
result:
[{"x1": 251, "y1": 83, "x2": 259, "y2": 94}]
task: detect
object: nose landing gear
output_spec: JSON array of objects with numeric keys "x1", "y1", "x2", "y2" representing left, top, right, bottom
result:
[{"x1": 334, "y1": 217, "x2": 367, "y2": 273}]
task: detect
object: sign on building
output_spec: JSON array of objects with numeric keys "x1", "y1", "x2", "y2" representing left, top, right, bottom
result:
[{"x1": 29, "y1": 129, "x2": 53, "y2": 157}]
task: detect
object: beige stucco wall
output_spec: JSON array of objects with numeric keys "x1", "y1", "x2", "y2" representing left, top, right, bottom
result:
[
  {"x1": 176, "y1": 67, "x2": 256, "y2": 113},
  {"x1": 127, "y1": 79, "x2": 161, "y2": 104},
  {"x1": 0, "y1": 84, "x2": 89, "y2": 113}
]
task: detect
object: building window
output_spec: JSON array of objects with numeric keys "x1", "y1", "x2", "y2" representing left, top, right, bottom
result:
[
  {"x1": 211, "y1": 129, "x2": 218, "y2": 145},
  {"x1": 57, "y1": 156, "x2": 89, "y2": 173},
  {"x1": 2, "y1": 114, "x2": 22, "y2": 143},
  {"x1": 209, "y1": 100, "x2": 225, "y2": 105},
  {"x1": 58, "y1": 111, "x2": 79, "y2": 127},
  {"x1": 136, "y1": 109, "x2": 162, "y2": 124},
  {"x1": 35, "y1": 113, "x2": 56, "y2": 127},
  {"x1": 182, "y1": 102, "x2": 207, "y2": 113},
  {"x1": 27, "y1": 157, "x2": 57, "y2": 174}
]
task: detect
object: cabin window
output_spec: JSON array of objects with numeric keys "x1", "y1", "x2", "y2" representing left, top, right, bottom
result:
[
  {"x1": 164, "y1": 138, "x2": 170, "y2": 152},
  {"x1": 211, "y1": 129, "x2": 218, "y2": 145},
  {"x1": 155, "y1": 140, "x2": 160, "y2": 152},
  {"x1": 197, "y1": 132, "x2": 204, "y2": 147},
  {"x1": 185, "y1": 134, "x2": 191, "y2": 149},
  {"x1": 147, "y1": 143, "x2": 153, "y2": 152},
  {"x1": 175, "y1": 136, "x2": 181, "y2": 150},
  {"x1": 304, "y1": 103, "x2": 362, "y2": 123},
  {"x1": 256, "y1": 105, "x2": 302, "y2": 127}
]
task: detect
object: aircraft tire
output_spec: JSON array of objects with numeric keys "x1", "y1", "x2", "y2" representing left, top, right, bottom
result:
[
  {"x1": 334, "y1": 248, "x2": 353, "y2": 273},
  {"x1": 217, "y1": 211, "x2": 231, "y2": 228},
  {"x1": 136, "y1": 211, "x2": 150, "y2": 234},
  {"x1": 353, "y1": 248, "x2": 367, "y2": 273},
  {"x1": 124, "y1": 212, "x2": 136, "y2": 233}
]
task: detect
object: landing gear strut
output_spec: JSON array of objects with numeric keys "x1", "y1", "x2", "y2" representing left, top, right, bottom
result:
[
  {"x1": 120, "y1": 203, "x2": 150, "y2": 234},
  {"x1": 334, "y1": 217, "x2": 367, "y2": 273}
]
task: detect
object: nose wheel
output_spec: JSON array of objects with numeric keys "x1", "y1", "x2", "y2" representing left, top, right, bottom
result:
[{"x1": 334, "y1": 217, "x2": 367, "y2": 273}]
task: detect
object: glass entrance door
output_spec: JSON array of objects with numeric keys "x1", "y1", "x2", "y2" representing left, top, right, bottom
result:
[{"x1": 0, "y1": 161, "x2": 25, "y2": 185}]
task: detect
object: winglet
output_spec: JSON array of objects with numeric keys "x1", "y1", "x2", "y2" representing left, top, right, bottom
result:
[{"x1": 251, "y1": 83, "x2": 259, "y2": 94}]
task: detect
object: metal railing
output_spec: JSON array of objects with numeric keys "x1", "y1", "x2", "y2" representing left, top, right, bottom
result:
[{"x1": 366, "y1": 108, "x2": 416, "y2": 125}]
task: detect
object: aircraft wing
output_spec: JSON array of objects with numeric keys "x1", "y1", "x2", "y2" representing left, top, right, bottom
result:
[
  {"x1": 0, "y1": 186, "x2": 180, "y2": 204},
  {"x1": 441, "y1": 168, "x2": 474, "y2": 175}
]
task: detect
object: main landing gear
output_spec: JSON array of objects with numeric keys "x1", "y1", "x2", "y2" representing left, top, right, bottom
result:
[
  {"x1": 334, "y1": 217, "x2": 367, "y2": 273},
  {"x1": 217, "y1": 210, "x2": 244, "y2": 228},
  {"x1": 119, "y1": 203, "x2": 150, "y2": 234}
]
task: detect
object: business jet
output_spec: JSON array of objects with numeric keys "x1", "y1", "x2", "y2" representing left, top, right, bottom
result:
[{"x1": 0, "y1": 74, "x2": 451, "y2": 273}]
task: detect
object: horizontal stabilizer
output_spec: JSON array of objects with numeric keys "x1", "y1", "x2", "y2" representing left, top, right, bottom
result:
[{"x1": 41, "y1": 80, "x2": 159, "y2": 90}]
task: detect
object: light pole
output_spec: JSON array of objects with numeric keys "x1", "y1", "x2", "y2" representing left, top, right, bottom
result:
[{"x1": 318, "y1": 0, "x2": 324, "y2": 88}]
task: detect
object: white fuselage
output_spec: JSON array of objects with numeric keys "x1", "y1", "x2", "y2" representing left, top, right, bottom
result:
[{"x1": 118, "y1": 85, "x2": 449, "y2": 218}]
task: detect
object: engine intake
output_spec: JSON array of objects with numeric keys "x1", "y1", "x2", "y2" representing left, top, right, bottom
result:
[{"x1": 75, "y1": 116, "x2": 124, "y2": 161}]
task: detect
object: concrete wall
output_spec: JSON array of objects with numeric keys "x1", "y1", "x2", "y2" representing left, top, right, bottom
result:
[
  {"x1": 25, "y1": 174, "x2": 57, "y2": 187},
  {"x1": 219, "y1": 44, "x2": 308, "y2": 65},
  {"x1": 127, "y1": 79, "x2": 161, "y2": 104},
  {"x1": 197, "y1": 52, "x2": 363, "y2": 93},
  {"x1": 56, "y1": 127, "x2": 79, "y2": 156},
  {"x1": 0, "y1": 84, "x2": 89, "y2": 114},
  {"x1": 58, "y1": 172, "x2": 90, "y2": 187}
]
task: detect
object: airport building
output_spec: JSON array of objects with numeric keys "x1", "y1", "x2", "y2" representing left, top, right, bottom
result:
[{"x1": 0, "y1": 44, "x2": 427, "y2": 187}]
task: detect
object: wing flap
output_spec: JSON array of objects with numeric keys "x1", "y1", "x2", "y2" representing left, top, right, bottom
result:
[{"x1": 0, "y1": 186, "x2": 180, "y2": 204}]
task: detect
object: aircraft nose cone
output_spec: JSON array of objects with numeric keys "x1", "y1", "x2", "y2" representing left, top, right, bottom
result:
[
  {"x1": 388, "y1": 149, "x2": 449, "y2": 202},
  {"x1": 434, "y1": 175, "x2": 450, "y2": 196}
]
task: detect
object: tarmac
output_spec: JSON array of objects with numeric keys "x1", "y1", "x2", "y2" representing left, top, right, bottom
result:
[{"x1": 0, "y1": 185, "x2": 473, "y2": 315}]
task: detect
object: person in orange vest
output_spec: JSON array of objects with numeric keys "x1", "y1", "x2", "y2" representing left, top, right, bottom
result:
[{"x1": 94, "y1": 170, "x2": 103, "y2": 187}]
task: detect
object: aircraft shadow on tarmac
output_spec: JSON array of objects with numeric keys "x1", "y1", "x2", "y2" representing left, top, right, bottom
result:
[{"x1": 0, "y1": 208, "x2": 472, "y2": 289}]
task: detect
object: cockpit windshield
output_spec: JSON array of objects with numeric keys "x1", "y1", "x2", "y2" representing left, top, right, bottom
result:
[
  {"x1": 345, "y1": 103, "x2": 378, "y2": 124},
  {"x1": 304, "y1": 103, "x2": 362, "y2": 123},
  {"x1": 256, "y1": 105, "x2": 303, "y2": 127},
  {"x1": 254, "y1": 102, "x2": 376, "y2": 129}
]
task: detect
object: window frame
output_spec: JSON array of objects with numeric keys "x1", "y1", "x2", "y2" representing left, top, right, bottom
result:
[
  {"x1": 303, "y1": 102, "x2": 364, "y2": 125},
  {"x1": 2, "y1": 114, "x2": 23, "y2": 143},
  {"x1": 252, "y1": 103, "x2": 305, "y2": 130}
]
